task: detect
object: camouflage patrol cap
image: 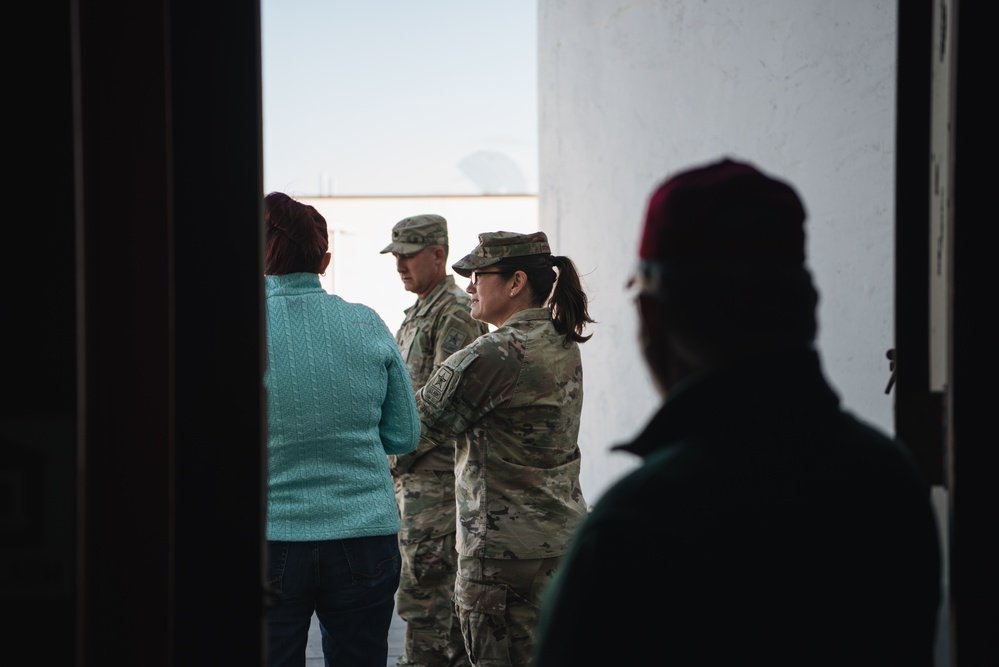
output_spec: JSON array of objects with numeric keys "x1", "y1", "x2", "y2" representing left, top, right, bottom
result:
[
  {"x1": 380, "y1": 214, "x2": 450, "y2": 255},
  {"x1": 451, "y1": 231, "x2": 551, "y2": 277}
]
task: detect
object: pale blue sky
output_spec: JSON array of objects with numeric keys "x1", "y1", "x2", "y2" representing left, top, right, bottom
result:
[{"x1": 261, "y1": 0, "x2": 539, "y2": 197}]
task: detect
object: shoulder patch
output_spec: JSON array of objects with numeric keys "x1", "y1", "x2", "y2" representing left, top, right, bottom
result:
[
  {"x1": 440, "y1": 327, "x2": 469, "y2": 354},
  {"x1": 424, "y1": 367, "x2": 455, "y2": 405}
]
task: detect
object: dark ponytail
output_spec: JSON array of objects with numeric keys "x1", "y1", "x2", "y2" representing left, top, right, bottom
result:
[
  {"x1": 507, "y1": 255, "x2": 594, "y2": 346},
  {"x1": 547, "y1": 256, "x2": 595, "y2": 345}
]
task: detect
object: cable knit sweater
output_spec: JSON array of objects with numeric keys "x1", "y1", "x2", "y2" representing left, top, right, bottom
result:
[{"x1": 265, "y1": 273, "x2": 419, "y2": 541}]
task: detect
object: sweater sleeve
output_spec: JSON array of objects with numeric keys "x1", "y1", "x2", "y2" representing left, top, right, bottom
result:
[{"x1": 380, "y1": 334, "x2": 421, "y2": 455}]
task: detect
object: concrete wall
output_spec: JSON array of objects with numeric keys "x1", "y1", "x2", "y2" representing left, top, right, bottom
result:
[{"x1": 539, "y1": 0, "x2": 899, "y2": 503}]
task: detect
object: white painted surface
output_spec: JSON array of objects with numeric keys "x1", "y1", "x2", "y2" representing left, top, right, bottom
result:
[{"x1": 539, "y1": 0, "x2": 899, "y2": 503}]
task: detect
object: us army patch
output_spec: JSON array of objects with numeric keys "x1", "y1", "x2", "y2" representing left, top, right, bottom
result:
[
  {"x1": 424, "y1": 367, "x2": 454, "y2": 405},
  {"x1": 440, "y1": 328, "x2": 469, "y2": 354}
]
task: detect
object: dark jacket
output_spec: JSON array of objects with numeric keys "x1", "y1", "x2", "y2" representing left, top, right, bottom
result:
[{"x1": 533, "y1": 349, "x2": 941, "y2": 666}]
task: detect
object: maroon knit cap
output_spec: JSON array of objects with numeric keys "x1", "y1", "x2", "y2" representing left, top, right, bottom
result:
[{"x1": 639, "y1": 158, "x2": 806, "y2": 264}]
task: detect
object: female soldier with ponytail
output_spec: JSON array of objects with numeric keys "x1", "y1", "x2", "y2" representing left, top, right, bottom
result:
[{"x1": 412, "y1": 231, "x2": 595, "y2": 667}]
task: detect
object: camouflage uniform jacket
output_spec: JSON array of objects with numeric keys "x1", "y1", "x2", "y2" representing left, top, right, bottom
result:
[
  {"x1": 392, "y1": 277, "x2": 484, "y2": 543},
  {"x1": 392, "y1": 275, "x2": 487, "y2": 476},
  {"x1": 415, "y1": 307, "x2": 588, "y2": 559}
]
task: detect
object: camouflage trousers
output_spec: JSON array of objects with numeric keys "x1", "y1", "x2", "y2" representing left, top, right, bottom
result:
[
  {"x1": 395, "y1": 471, "x2": 469, "y2": 667},
  {"x1": 396, "y1": 532, "x2": 468, "y2": 667},
  {"x1": 453, "y1": 555, "x2": 561, "y2": 667}
]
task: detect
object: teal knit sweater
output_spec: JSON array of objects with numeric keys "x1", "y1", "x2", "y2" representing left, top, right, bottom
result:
[{"x1": 265, "y1": 273, "x2": 419, "y2": 541}]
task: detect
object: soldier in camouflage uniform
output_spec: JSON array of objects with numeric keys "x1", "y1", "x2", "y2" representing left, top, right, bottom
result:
[
  {"x1": 381, "y1": 214, "x2": 488, "y2": 667},
  {"x1": 413, "y1": 231, "x2": 595, "y2": 667}
]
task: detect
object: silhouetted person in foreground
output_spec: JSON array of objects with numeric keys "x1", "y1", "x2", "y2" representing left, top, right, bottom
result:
[{"x1": 531, "y1": 158, "x2": 941, "y2": 666}]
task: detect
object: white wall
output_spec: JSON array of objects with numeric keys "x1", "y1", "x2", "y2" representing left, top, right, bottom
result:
[{"x1": 539, "y1": 0, "x2": 899, "y2": 503}]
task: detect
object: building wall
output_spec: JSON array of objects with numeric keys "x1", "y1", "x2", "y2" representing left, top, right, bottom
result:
[{"x1": 539, "y1": 0, "x2": 899, "y2": 503}]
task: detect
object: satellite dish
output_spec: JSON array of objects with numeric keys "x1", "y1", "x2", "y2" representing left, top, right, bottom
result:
[{"x1": 458, "y1": 151, "x2": 528, "y2": 194}]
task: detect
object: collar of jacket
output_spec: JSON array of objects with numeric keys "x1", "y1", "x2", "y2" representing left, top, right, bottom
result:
[
  {"x1": 407, "y1": 274, "x2": 459, "y2": 317},
  {"x1": 614, "y1": 348, "x2": 840, "y2": 458}
]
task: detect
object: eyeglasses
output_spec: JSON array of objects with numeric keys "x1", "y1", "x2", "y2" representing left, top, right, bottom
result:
[
  {"x1": 470, "y1": 271, "x2": 506, "y2": 285},
  {"x1": 625, "y1": 260, "x2": 665, "y2": 298}
]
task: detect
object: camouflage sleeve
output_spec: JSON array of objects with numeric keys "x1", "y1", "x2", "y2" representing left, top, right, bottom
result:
[
  {"x1": 391, "y1": 306, "x2": 486, "y2": 475},
  {"x1": 431, "y1": 306, "x2": 486, "y2": 373},
  {"x1": 415, "y1": 334, "x2": 518, "y2": 450}
]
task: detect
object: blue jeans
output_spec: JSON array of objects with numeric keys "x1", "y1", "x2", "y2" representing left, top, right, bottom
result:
[{"x1": 267, "y1": 535, "x2": 401, "y2": 667}]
